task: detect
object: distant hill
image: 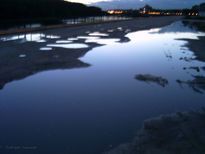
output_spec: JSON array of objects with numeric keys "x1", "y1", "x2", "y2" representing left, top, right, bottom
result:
[{"x1": 0, "y1": 0, "x2": 103, "y2": 21}]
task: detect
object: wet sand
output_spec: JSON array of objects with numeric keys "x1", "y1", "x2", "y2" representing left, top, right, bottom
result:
[
  {"x1": 185, "y1": 36, "x2": 205, "y2": 62},
  {"x1": 182, "y1": 19, "x2": 205, "y2": 62}
]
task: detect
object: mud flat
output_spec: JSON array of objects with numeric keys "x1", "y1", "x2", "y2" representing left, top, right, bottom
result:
[{"x1": 105, "y1": 109, "x2": 205, "y2": 154}]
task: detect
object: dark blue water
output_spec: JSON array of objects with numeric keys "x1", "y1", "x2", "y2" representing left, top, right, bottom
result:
[{"x1": 0, "y1": 21, "x2": 205, "y2": 154}]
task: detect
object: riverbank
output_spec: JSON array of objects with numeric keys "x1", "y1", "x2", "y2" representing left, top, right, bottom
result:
[{"x1": 105, "y1": 108, "x2": 205, "y2": 154}]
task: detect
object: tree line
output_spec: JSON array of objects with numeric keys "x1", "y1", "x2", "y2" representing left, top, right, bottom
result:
[{"x1": 0, "y1": 0, "x2": 104, "y2": 21}]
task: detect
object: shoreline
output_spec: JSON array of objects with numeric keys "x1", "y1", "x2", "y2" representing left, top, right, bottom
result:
[{"x1": 0, "y1": 16, "x2": 181, "y2": 36}]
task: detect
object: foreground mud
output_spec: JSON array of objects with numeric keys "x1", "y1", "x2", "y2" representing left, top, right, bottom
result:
[{"x1": 106, "y1": 109, "x2": 205, "y2": 154}]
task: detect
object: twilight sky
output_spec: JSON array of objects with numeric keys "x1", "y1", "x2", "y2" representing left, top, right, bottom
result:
[{"x1": 67, "y1": 0, "x2": 204, "y2": 10}]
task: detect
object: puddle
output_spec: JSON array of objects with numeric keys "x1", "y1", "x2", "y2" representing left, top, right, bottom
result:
[
  {"x1": 0, "y1": 21, "x2": 205, "y2": 154},
  {"x1": 117, "y1": 27, "x2": 123, "y2": 31},
  {"x1": 77, "y1": 36, "x2": 99, "y2": 40},
  {"x1": 89, "y1": 32, "x2": 109, "y2": 37},
  {"x1": 40, "y1": 47, "x2": 52, "y2": 51},
  {"x1": 108, "y1": 29, "x2": 114, "y2": 33},
  {"x1": 76, "y1": 36, "x2": 119, "y2": 45},
  {"x1": 18, "y1": 54, "x2": 26, "y2": 58},
  {"x1": 56, "y1": 40, "x2": 72, "y2": 43},
  {"x1": 68, "y1": 38, "x2": 79, "y2": 41},
  {"x1": 45, "y1": 35, "x2": 61, "y2": 39},
  {"x1": 47, "y1": 43, "x2": 89, "y2": 49},
  {"x1": 0, "y1": 33, "x2": 61, "y2": 43},
  {"x1": 0, "y1": 33, "x2": 46, "y2": 42},
  {"x1": 36, "y1": 40, "x2": 46, "y2": 43},
  {"x1": 85, "y1": 38, "x2": 120, "y2": 45}
]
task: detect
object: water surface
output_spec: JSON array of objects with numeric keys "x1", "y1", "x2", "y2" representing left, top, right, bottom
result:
[{"x1": 0, "y1": 21, "x2": 205, "y2": 154}]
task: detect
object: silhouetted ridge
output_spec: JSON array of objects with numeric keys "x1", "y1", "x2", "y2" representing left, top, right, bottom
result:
[{"x1": 0, "y1": 0, "x2": 103, "y2": 20}]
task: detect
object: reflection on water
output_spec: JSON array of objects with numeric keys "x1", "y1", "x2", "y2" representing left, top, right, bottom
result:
[
  {"x1": 63, "y1": 16, "x2": 130, "y2": 25},
  {"x1": 0, "y1": 33, "x2": 60, "y2": 43},
  {"x1": 0, "y1": 21, "x2": 205, "y2": 154}
]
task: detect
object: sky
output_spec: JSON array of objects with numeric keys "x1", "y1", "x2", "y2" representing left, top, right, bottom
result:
[{"x1": 67, "y1": 0, "x2": 204, "y2": 10}]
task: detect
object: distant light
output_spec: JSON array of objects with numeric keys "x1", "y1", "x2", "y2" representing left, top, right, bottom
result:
[
  {"x1": 107, "y1": 10, "x2": 123, "y2": 14},
  {"x1": 148, "y1": 12, "x2": 161, "y2": 15}
]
